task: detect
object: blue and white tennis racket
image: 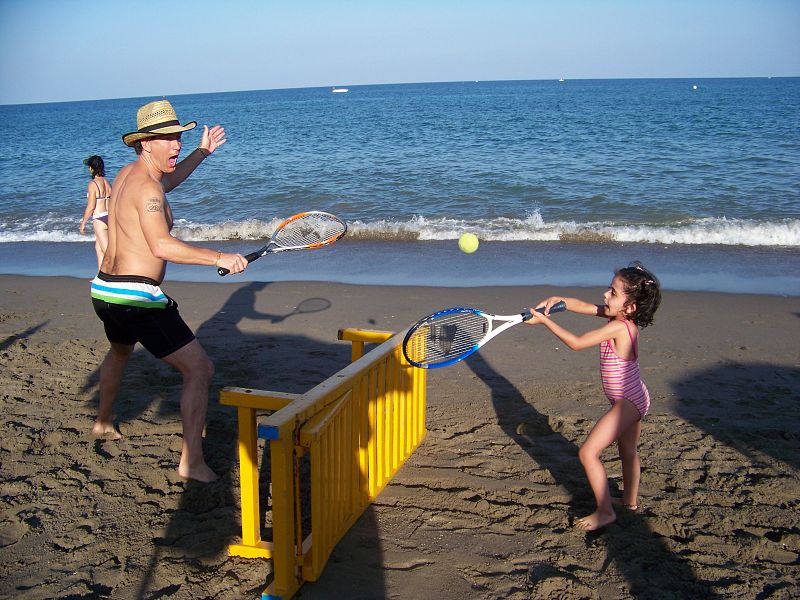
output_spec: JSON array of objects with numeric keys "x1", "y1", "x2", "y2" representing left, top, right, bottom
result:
[{"x1": 402, "y1": 301, "x2": 566, "y2": 369}]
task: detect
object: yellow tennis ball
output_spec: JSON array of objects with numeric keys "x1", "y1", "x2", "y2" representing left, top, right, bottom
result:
[{"x1": 458, "y1": 232, "x2": 479, "y2": 254}]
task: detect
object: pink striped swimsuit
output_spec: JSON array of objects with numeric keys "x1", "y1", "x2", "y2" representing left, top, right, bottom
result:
[{"x1": 599, "y1": 319, "x2": 650, "y2": 418}]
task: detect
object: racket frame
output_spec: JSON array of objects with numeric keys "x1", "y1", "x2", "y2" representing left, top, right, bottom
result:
[
  {"x1": 218, "y1": 211, "x2": 347, "y2": 276},
  {"x1": 402, "y1": 301, "x2": 566, "y2": 369}
]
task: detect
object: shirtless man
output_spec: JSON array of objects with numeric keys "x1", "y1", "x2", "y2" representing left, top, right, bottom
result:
[{"x1": 90, "y1": 99, "x2": 247, "y2": 482}]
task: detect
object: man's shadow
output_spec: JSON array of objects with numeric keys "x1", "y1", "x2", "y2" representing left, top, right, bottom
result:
[
  {"x1": 464, "y1": 352, "x2": 719, "y2": 599},
  {"x1": 148, "y1": 281, "x2": 356, "y2": 597},
  {"x1": 81, "y1": 281, "x2": 385, "y2": 598}
]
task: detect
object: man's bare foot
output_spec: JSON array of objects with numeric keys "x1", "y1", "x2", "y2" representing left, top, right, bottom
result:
[
  {"x1": 575, "y1": 511, "x2": 616, "y2": 531},
  {"x1": 92, "y1": 421, "x2": 122, "y2": 440},
  {"x1": 611, "y1": 497, "x2": 639, "y2": 511},
  {"x1": 177, "y1": 462, "x2": 219, "y2": 483}
]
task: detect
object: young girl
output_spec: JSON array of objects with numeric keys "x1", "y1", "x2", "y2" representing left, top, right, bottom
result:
[
  {"x1": 79, "y1": 155, "x2": 112, "y2": 270},
  {"x1": 527, "y1": 261, "x2": 661, "y2": 531}
]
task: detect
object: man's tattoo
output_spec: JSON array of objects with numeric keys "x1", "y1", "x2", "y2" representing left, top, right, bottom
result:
[{"x1": 146, "y1": 198, "x2": 163, "y2": 213}]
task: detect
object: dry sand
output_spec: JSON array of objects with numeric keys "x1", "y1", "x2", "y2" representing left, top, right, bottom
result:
[{"x1": 1, "y1": 275, "x2": 798, "y2": 599}]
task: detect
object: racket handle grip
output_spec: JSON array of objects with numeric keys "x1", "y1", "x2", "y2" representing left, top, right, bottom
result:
[
  {"x1": 218, "y1": 251, "x2": 261, "y2": 276},
  {"x1": 523, "y1": 300, "x2": 567, "y2": 320}
]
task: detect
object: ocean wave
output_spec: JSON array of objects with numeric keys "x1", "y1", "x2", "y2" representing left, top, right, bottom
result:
[
  {"x1": 1, "y1": 213, "x2": 798, "y2": 247},
  {"x1": 182, "y1": 214, "x2": 800, "y2": 246}
]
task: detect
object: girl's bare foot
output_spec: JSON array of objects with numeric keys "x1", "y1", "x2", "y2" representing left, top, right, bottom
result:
[
  {"x1": 611, "y1": 497, "x2": 639, "y2": 511},
  {"x1": 575, "y1": 511, "x2": 616, "y2": 531},
  {"x1": 92, "y1": 421, "x2": 122, "y2": 440}
]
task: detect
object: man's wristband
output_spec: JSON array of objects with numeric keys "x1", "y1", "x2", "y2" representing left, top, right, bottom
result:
[
  {"x1": 215, "y1": 251, "x2": 222, "y2": 267},
  {"x1": 194, "y1": 147, "x2": 211, "y2": 159}
]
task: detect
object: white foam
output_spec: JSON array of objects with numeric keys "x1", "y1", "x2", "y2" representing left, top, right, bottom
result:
[
  {"x1": 2, "y1": 213, "x2": 798, "y2": 247},
  {"x1": 607, "y1": 217, "x2": 800, "y2": 246},
  {"x1": 171, "y1": 218, "x2": 286, "y2": 242},
  {"x1": 337, "y1": 213, "x2": 800, "y2": 247},
  {"x1": 0, "y1": 230, "x2": 86, "y2": 243}
]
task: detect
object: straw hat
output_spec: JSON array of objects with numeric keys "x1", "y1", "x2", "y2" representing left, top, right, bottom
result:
[{"x1": 122, "y1": 100, "x2": 197, "y2": 147}]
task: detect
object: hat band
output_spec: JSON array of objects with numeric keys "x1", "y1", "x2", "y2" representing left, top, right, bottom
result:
[{"x1": 138, "y1": 120, "x2": 181, "y2": 133}]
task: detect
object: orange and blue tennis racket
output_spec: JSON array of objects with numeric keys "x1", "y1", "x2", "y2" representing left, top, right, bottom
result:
[{"x1": 218, "y1": 211, "x2": 347, "y2": 276}]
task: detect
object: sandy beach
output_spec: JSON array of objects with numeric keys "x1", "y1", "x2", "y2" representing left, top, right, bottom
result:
[{"x1": 1, "y1": 274, "x2": 798, "y2": 599}]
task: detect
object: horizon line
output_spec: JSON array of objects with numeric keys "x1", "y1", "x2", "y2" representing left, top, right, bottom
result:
[{"x1": 2, "y1": 74, "x2": 798, "y2": 107}]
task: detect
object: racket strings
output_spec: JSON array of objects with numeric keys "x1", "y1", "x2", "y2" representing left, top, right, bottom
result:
[
  {"x1": 405, "y1": 312, "x2": 489, "y2": 365},
  {"x1": 274, "y1": 214, "x2": 346, "y2": 248}
]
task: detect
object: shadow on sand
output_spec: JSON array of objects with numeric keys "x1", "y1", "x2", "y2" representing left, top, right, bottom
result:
[
  {"x1": 84, "y1": 282, "x2": 387, "y2": 598},
  {"x1": 464, "y1": 352, "x2": 720, "y2": 599},
  {"x1": 672, "y1": 361, "x2": 800, "y2": 472}
]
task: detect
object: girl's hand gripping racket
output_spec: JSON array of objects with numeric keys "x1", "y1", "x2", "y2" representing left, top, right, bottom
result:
[
  {"x1": 218, "y1": 211, "x2": 347, "y2": 276},
  {"x1": 402, "y1": 300, "x2": 567, "y2": 369}
]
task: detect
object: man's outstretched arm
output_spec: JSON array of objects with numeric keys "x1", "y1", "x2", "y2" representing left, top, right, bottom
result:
[{"x1": 162, "y1": 125, "x2": 227, "y2": 192}]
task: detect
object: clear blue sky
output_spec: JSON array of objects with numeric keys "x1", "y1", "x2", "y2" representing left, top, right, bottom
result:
[{"x1": 1, "y1": 0, "x2": 798, "y2": 104}]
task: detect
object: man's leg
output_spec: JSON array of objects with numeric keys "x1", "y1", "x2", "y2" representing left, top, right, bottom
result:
[
  {"x1": 93, "y1": 342, "x2": 133, "y2": 439},
  {"x1": 161, "y1": 339, "x2": 218, "y2": 482}
]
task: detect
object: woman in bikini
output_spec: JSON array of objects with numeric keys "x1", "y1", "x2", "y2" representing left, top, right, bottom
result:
[
  {"x1": 79, "y1": 155, "x2": 112, "y2": 270},
  {"x1": 526, "y1": 262, "x2": 662, "y2": 531}
]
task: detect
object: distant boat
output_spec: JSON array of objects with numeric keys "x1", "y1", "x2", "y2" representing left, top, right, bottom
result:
[
  {"x1": 332, "y1": 87, "x2": 349, "y2": 93},
  {"x1": 558, "y1": 77, "x2": 565, "y2": 82}
]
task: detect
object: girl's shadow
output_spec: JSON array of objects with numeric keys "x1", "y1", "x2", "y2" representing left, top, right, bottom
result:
[{"x1": 464, "y1": 352, "x2": 718, "y2": 599}]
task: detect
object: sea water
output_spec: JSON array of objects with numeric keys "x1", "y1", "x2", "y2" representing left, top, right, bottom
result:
[{"x1": 0, "y1": 78, "x2": 798, "y2": 294}]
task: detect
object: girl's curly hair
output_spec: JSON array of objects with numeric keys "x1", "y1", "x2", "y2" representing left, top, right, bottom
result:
[{"x1": 617, "y1": 261, "x2": 661, "y2": 328}]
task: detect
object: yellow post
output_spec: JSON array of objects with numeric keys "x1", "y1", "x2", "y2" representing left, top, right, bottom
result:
[
  {"x1": 368, "y1": 366, "x2": 379, "y2": 499},
  {"x1": 236, "y1": 406, "x2": 264, "y2": 550},
  {"x1": 220, "y1": 386, "x2": 300, "y2": 560},
  {"x1": 338, "y1": 328, "x2": 394, "y2": 362},
  {"x1": 265, "y1": 420, "x2": 302, "y2": 600},
  {"x1": 357, "y1": 372, "x2": 370, "y2": 503},
  {"x1": 375, "y1": 359, "x2": 386, "y2": 494}
]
